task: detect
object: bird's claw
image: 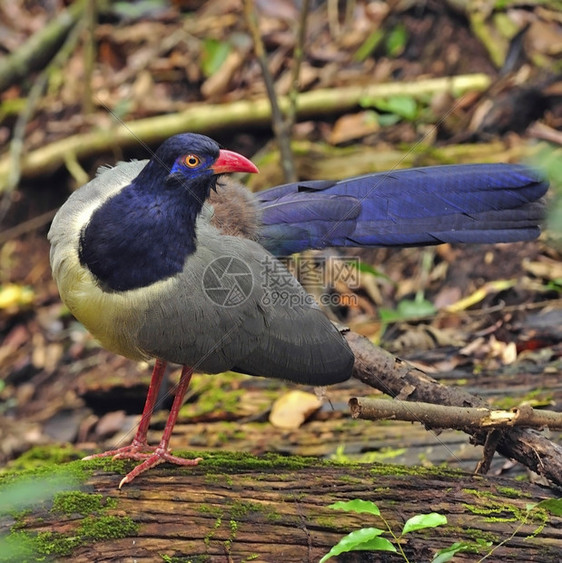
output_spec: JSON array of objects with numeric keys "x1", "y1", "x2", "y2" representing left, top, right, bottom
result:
[
  {"x1": 82, "y1": 441, "x2": 154, "y2": 461},
  {"x1": 84, "y1": 444, "x2": 202, "y2": 487},
  {"x1": 118, "y1": 449, "x2": 203, "y2": 488}
]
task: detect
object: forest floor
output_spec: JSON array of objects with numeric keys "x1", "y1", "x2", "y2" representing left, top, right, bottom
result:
[{"x1": 1, "y1": 0, "x2": 561, "y2": 487}]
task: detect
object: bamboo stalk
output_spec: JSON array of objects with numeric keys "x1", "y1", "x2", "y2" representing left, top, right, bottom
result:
[{"x1": 0, "y1": 73, "x2": 492, "y2": 189}]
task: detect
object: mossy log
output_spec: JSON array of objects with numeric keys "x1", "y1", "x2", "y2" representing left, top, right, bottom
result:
[{"x1": 2, "y1": 452, "x2": 561, "y2": 562}]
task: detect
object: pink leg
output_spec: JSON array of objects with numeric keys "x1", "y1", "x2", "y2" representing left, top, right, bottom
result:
[
  {"x1": 118, "y1": 364, "x2": 202, "y2": 488},
  {"x1": 83, "y1": 359, "x2": 168, "y2": 460}
]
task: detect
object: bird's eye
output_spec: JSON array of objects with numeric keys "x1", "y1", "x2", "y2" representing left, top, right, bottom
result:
[{"x1": 182, "y1": 154, "x2": 201, "y2": 168}]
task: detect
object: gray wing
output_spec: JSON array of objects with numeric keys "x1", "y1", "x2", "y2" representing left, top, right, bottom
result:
[{"x1": 137, "y1": 224, "x2": 353, "y2": 386}]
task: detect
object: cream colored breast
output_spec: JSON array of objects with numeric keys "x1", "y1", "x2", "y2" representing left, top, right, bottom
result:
[
  {"x1": 49, "y1": 161, "x2": 219, "y2": 362},
  {"x1": 48, "y1": 160, "x2": 163, "y2": 360}
]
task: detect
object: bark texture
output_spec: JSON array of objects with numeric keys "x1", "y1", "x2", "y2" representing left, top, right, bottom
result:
[{"x1": 6, "y1": 454, "x2": 562, "y2": 562}]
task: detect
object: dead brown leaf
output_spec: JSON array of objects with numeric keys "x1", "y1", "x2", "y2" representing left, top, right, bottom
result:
[{"x1": 269, "y1": 390, "x2": 322, "y2": 429}]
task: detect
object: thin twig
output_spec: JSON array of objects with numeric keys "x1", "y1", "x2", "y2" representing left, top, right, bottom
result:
[
  {"x1": 0, "y1": 208, "x2": 58, "y2": 245},
  {"x1": 0, "y1": 0, "x2": 87, "y2": 92},
  {"x1": 349, "y1": 398, "x2": 562, "y2": 430},
  {"x1": 0, "y1": 73, "x2": 492, "y2": 188},
  {"x1": 475, "y1": 429, "x2": 502, "y2": 474},
  {"x1": 243, "y1": 0, "x2": 297, "y2": 182},
  {"x1": 82, "y1": 0, "x2": 97, "y2": 115},
  {"x1": 285, "y1": 0, "x2": 311, "y2": 131},
  {"x1": 0, "y1": 17, "x2": 86, "y2": 224}
]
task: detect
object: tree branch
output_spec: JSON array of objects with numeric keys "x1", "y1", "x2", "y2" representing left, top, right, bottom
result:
[
  {"x1": 345, "y1": 330, "x2": 562, "y2": 487},
  {"x1": 349, "y1": 398, "x2": 562, "y2": 430},
  {"x1": 243, "y1": 0, "x2": 297, "y2": 182},
  {"x1": 0, "y1": 0, "x2": 89, "y2": 92},
  {"x1": 0, "y1": 73, "x2": 492, "y2": 189}
]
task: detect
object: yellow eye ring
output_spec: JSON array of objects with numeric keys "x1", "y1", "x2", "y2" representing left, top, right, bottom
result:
[{"x1": 183, "y1": 154, "x2": 201, "y2": 168}]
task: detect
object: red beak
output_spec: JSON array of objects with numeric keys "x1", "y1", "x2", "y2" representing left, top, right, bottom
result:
[{"x1": 211, "y1": 149, "x2": 259, "y2": 175}]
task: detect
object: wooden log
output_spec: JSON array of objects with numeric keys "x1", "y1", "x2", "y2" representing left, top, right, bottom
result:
[{"x1": 2, "y1": 453, "x2": 561, "y2": 562}]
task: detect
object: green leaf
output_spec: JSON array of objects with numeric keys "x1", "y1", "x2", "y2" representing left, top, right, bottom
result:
[
  {"x1": 359, "y1": 94, "x2": 418, "y2": 122},
  {"x1": 376, "y1": 112, "x2": 402, "y2": 127},
  {"x1": 112, "y1": 0, "x2": 167, "y2": 19},
  {"x1": 329, "y1": 499, "x2": 381, "y2": 517},
  {"x1": 353, "y1": 261, "x2": 391, "y2": 281},
  {"x1": 373, "y1": 96, "x2": 418, "y2": 121},
  {"x1": 432, "y1": 541, "x2": 471, "y2": 563},
  {"x1": 354, "y1": 29, "x2": 384, "y2": 62},
  {"x1": 397, "y1": 297, "x2": 436, "y2": 317},
  {"x1": 402, "y1": 513, "x2": 447, "y2": 535},
  {"x1": 386, "y1": 24, "x2": 408, "y2": 57},
  {"x1": 319, "y1": 528, "x2": 395, "y2": 562},
  {"x1": 535, "y1": 498, "x2": 562, "y2": 516},
  {"x1": 200, "y1": 39, "x2": 231, "y2": 78},
  {"x1": 379, "y1": 297, "x2": 437, "y2": 323}
]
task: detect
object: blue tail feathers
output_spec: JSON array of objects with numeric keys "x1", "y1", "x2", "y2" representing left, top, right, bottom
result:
[{"x1": 256, "y1": 164, "x2": 548, "y2": 256}]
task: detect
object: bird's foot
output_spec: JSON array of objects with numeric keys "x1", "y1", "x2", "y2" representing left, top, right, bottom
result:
[
  {"x1": 82, "y1": 440, "x2": 155, "y2": 461},
  {"x1": 84, "y1": 442, "x2": 202, "y2": 487},
  {"x1": 118, "y1": 447, "x2": 203, "y2": 488}
]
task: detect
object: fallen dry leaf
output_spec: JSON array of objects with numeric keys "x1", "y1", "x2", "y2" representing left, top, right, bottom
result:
[
  {"x1": 329, "y1": 111, "x2": 380, "y2": 145},
  {"x1": 269, "y1": 389, "x2": 322, "y2": 429},
  {"x1": 522, "y1": 258, "x2": 562, "y2": 281}
]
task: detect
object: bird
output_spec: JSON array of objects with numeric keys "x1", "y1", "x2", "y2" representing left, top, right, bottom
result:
[{"x1": 48, "y1": 132, "x2": 548, "y2": 487}]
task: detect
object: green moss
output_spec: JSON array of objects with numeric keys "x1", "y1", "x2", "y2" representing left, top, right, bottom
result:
[
  {"x1": 52, "y1": 491, "x2": 117, "y2": 515},
  {"x1": 1, "y1": 455, "x2": 138, "y2": 561},
  {"x1": 35, "y1": 530, "x2": 82, "y2": 557},
  {"x1": 197, "y1": 503, "x2": 223, "y2": 517},
  {"x1": 496, "y1": 486, "x2": 531, "y2": 499},
  {"x1": 182, "y1": 388, "x2": 245, "y2": 417},
  {"x1": 2, "y1": 507, "x2": 30, "y2": 526},
  {"x1": 336, "y1": 475, "x2": 365, "y2": 485},
  {"x1": 446, "y1": 526, "x2": 499, "y2": 544},
  {"x1": 315, "y1": 515, "x2": 338, "y2": 529},
  {"x1": 183, "y1": 451, "x2": 327, "y2": 473},
  {"x1": 464, "y1": 528, "x2": 501, "y2": 543},
  {"x1": 331, "y1": 444, "x2": 407, "y2": 464},
  {"x1": 178, "y1": 372, "x2": 253, "y2": 418},
  {"x1": 79, "y1": 514, "x2": 138, "y2": 540},
  {"x1": 463, "y1": 504, "x2": 518, "y2": 523},
  {"x1": 1, "y1": 445, "x2": 85, "y2": 473},
  {"x1": 1, "y1": 513, "x2": 138, "y2": 562},
  {"x1": 200, "y1": 497, "x2": 281, "y2": 551},
  {"x1": 0, "y1": 454, "x2": 90, "y2": 489},
  {"x1": 202, "y1": 471, "x2": 233, "y2": 487},
  {"x1": 0, "y1": 460, "x2": 92, "y2": 521},
  {"x1": 80, "y1": 456, "x2": 132, "y2": 475},
  {"x1": 161, "y1": 556, "x2": 210, "y2": 563},
  {"x1": 461, "y1": 488, "x2": 537, "y2": 524},
  {"x1": 0, "y1": 530, "x2": 39, "y2": 561},
  {"x1": 204, "y1": 515, "x2": 223, "y2": 546},
  {"x1": 266, "y1": 509, "x2": 282, "y2": 523},
  {"x1": 493, "y1": 388, "x2": 554, "y2": 410},
  {"x1": 229, "y1": 519, "x2": 238, "y2": 536},
  {"x1": 230, "y1": 500, "x2": 268, "y2": 520},
  {"x1": 369, "y1": 463, "x2": 462, "y2": 480}
]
